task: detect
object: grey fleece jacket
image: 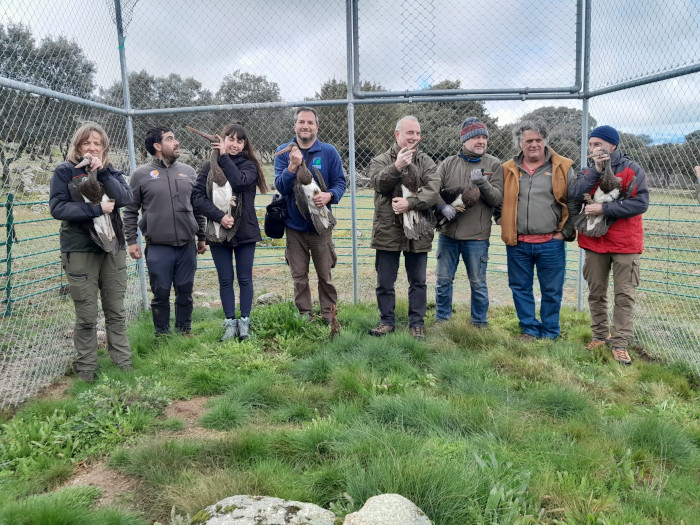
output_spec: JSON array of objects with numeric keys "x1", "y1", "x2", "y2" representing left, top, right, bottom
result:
[{"x1": 123, "y1": 158, "x2": 206, "y2": 246}]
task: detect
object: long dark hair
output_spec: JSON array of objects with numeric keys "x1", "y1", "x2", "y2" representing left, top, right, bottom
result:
[{"x1": 221, "y1": 123, "x2": 268, "y2": 194}]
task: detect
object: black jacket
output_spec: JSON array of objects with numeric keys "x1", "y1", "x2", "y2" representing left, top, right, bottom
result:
[
  {"x1": 49, "y1": 161, "x2": 132, "y2": 253},
  {"x1": 192, "y1": 153, "x2": 262, "y2": 246}
]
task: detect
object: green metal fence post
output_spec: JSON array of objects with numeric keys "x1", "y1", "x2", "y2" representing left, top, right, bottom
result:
[{"x1": 3, "y1": 192, "x2": 13, "y2": 316}]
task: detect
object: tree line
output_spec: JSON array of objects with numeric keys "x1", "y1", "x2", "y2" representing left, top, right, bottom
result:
[{"x1": 1, "y1": 22, "x2": 698, "y2": 190}]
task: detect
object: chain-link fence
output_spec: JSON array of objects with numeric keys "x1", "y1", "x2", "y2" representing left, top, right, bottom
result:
[{"x1": 1, "y1": 0, "x2": 699, "y2": 408}]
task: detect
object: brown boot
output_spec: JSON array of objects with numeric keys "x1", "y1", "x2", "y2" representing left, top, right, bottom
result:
[{"x1": 369, "y1": 323, "x2": 395, "y2": 336}]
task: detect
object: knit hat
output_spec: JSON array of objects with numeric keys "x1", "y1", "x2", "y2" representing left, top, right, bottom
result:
[
  {"x1": 460, "y1": 117, "x2": 489, "y2": 142},
  {"x1": 589, "y1": 125, "x2": 620, "y2": 146}
]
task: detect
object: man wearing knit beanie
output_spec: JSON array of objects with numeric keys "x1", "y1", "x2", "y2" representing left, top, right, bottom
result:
[
  {"x1": 569, "y1": 125, "x2": 649, "y2": 365},
  {"x1": 434, "y1": 116, "x2": 503, "y2": 326}
]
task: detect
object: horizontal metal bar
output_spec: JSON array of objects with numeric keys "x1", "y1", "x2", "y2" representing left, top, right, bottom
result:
[
  {"x1": 0, "y1": 76, "x2": 128, "y2": 115},
  {"x1": 585, "y1": 64, "x2": 700, "y2": 98},
  {"x1": 11, "y1": 218, "x2": 55, "y2": 226}
]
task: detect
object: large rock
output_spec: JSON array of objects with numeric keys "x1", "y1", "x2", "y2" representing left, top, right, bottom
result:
[
  {"x1": 255, "y1": 292, "x2": 283, "y2": 306},
  {"x1": 197, "y1": 495, "x2": 336, "y2": 525},
  {"x1": 343, "y1": 494, "x2": 432, "y2": 525}
]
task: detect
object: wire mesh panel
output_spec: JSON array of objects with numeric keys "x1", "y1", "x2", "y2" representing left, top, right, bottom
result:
[{"x1": 1, "y1": 0, "x2": 699, "y2": 408}]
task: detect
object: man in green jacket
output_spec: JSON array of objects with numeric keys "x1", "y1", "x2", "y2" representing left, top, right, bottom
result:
[
  {"x1": 367, "y1": 116, "x2": 440, "y2": 339},
  {"x1": 435, "y1": 117, "x2": 503, "y2": 326}
]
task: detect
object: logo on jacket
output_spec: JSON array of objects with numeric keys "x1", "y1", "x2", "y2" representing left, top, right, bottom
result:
[
  {"x1": 150, "y1": 170, "x2": 159, "y2": 178},
  {"x1": 545, "y1": 171, "x2": 551, "y2": 176},
  {"x1": 178, "y1": 173, "x2": 186, "y2": 177},
  {"x1": 311, "y1": 157, "x2": 322, "y2": 171}
]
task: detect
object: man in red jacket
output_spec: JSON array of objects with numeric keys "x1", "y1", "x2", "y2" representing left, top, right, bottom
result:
[{"x1": 570, "y1": 125, "x2": 649, "y2": 365}]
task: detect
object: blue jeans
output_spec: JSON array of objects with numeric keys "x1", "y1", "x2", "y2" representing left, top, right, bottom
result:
[
  {"x1": 210, "y1": 242, "x2": 256, "y2": 318},
  {"x1": 435, "y1": 235, "x2": 489, "y2": 325},
  {"x1": 506, "y1": 239, "x2": 566, "y2": 339}
]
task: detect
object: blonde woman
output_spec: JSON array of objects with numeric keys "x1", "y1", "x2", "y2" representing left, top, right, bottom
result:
[{"x1": 49, "y1": 122, "x2": 133, "y2": 382}]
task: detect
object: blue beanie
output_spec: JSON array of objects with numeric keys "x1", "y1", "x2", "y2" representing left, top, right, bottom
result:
[
  {"x1": 460, "y1": 117, "x2": 489, "y2": 142},
  {"x1": 589, "y1": 125, "x2": 620, "y2": 146}
]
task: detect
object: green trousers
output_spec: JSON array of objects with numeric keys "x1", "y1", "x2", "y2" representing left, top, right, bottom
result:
[{"x1": 62, "y1": 250, "x2": 131, "y2": 372}]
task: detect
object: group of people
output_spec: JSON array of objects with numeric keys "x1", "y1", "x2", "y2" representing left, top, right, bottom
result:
[
  {"x1": 49, "y1": 108, "x2": 648, "y2": 383},
  {"x1": 364, "y1": 115, "x2": 648, "y2": 368}
]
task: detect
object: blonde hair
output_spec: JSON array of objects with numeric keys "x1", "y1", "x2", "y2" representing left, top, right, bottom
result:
[{"x1": 67, "y1": 122, "x2": 110, "y2": 166}]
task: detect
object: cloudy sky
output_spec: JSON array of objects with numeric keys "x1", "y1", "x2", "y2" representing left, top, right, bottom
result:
[{"x1": 2, "y1": 0, "x2": 698, "y2": 142}]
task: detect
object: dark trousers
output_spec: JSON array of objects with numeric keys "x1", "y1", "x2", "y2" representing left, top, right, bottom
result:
[
  {"x1": 210, "y1": 242, "x2": 256, "y2": 318},
  {"x1": 145, "y1": 242, "x2": 197, "y2": 334},
  {"x1": 375, "y1": 249, "x2": 427, "y2": 328}
]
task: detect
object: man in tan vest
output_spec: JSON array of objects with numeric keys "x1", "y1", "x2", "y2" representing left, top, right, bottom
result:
[{"x1": 494, "y1": 120, "x2": 578, "y2": 340}]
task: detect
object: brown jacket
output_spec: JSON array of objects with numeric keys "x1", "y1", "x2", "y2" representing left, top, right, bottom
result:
[{"x1": 499, "y1": 148, "x2": 576, "y2": 246}]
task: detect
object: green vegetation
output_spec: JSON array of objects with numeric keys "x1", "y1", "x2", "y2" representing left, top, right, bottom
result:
[{"x1": 2, "y1": 303, "x2": 700, "y2": 524}]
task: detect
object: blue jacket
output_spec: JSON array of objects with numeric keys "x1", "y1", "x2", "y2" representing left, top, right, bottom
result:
[{"x1": 274, "y1": 137, "x2": 346, "y2": 233}]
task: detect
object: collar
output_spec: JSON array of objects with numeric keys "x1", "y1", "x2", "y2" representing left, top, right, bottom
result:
[{"x1": 459, "y1": 152, "x2": 482, "y2": 163}]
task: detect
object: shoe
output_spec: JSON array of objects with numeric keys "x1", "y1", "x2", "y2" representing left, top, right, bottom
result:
[
  {"x1": 471, "y1": 323, "x2": 487, "y2": 329},
  {"x1": 409, "y1": 325, "x2": 426, "y2": 340},
  {"x1": 221, "y1": 318, "x2": 239, "y2": 341},
  {"x1": 118, "y1": 364, "x2": 132, "y2": 372},
  {"x1": 518, "y1": 333, "x2": 537, "y2": 342},
  {"x1": 612, "y1": 347, "x2": 632, "y2": 365},
  {"x1": 369, "y1": 323, "x2": 395, "y2": 336},
  {"x1": 78, "y1": 370, "x2": 95, "y2": 383},
  {"x1": 238, "y1": 317, "x2": 250, "y2": 340},
  {"x1": 585, "y1": 336, "x2": 611, "y2": 350}
]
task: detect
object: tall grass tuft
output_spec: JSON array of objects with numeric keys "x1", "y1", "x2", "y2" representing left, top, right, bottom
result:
[{"x1": 624, "y1": 416, "x2": 696, "y2": 464}]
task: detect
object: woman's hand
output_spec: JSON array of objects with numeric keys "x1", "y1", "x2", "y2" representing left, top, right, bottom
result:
[
  {"x1": 220, "y1": 214, "x2": 234, "y2": 229},
  {"x1": 211, "y1": 134, "x2": 226, "y2": 156},
  {"x1": 100, "y1": 201, "x2": 115, "y2": 214}
]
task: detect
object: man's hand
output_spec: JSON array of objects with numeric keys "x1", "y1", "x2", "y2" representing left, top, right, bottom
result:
[
  {"x1": 100, "y1": 201, "x2": 115, "y2": 214},
  {"x1": 128, "y1": 243, "x2": 142, "y2": 259},
  {"x1": 220, "y1": 214, "x2": 234, "y2": 229},
  {"x1": 391, "y1": 197, "x2": 409, "y2": 214},
  {"x1": 585, "y1": 202, "x2": 604, "y2": 216},
  {"x1": 393, "y1": 147, "x2": 415, "y2": 171},
  {"x1": 313, "y1": 191, "x2": 332, "y2": 208},
  {"x1": 287, "y1": 147, "x2": 303, "y2": 173},
  {"x1": 470, "y1": 168, "x2": 486, "y2": 184},
  {"x1": 440, "y1": 204, "x2": 456, "y2": 221},
  {"x1": 197, "y1": 240, "x2": 207, "y2": 255},
  {"x1": 589, "y1": 147, "x2": 610, "y2": 173}
]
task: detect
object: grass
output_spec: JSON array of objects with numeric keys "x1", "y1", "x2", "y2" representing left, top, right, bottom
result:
[{"x1": 2, "y1": 301, "x2": 700, "y2": 524}]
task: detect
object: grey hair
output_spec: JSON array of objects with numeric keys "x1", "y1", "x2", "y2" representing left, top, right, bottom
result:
[
  {"x1": 395, "y1": 115, "x2": 419, "y2": 132},
  {"x1": 513, "y1": 120, "x2": 548, "y2": 149}
]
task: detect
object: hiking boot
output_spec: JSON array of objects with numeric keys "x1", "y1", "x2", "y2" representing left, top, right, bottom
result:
[
  {"x1": 369, "y1": 323, "x2": 395, "y2": 337},
  {"x1": 612, "y1": 347, "x2": 632, "y2": 365},
  {"x1": 221, "y1": 318, "x2": 239, "y2": 342},
  {"x1": 518, "y1": 333, "x2": 537, "y2": 342},
  {"x1": 238, "y1": 317, "x2": 250, "y2": 340},
  {"x1": 78, "y1": 370, "x2": 95, "y2": 383},
  {"x1": 585, "y1": 336, "x2": 611, "y2": 350},
  {"x1": 409, "y1": 325, "x2": 426, "y2": 340}
]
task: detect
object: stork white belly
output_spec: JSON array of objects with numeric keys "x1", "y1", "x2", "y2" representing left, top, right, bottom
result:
[
  {"x1": 303, "y1": 181, "x2": 330, "y2": 228},
  {"x1": 84, "y1": 193, "x2": 115, "y2": 241},
  {"x1": 212, "y1": 182, "x2": 233, "y2": 237}
]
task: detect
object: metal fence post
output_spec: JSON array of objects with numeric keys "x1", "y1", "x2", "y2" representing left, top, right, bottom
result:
[
  {"x1": 114, "y1": 0, "x2": 148, "y2": 311},
  {"x1": 2, "y1": 193, "x2": 13, "y2": 316}
]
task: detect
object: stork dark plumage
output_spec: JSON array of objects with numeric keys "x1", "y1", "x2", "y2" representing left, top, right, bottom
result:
[
  {"x1": 186, "y1": 126, "x2": 241, "y2": 243},
  {"x1": 574, "y1": 151, "x2": 625, "y2": 238},
  {"x1": 75, "y1": 153, "x2": 119, "y2": 254},
  {"x1": 275, "y1": 143, "x2": 336, "y2": 236},
  {"x1": 436, "y1": 181, "x2": 481, "y2": 227},
  {"x1": 399, "y1": 139, "x2": 435, "y2": 239}
]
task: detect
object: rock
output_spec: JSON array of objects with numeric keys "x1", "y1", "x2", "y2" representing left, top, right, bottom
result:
[
  {"x1": 343, "y1": 494, "x2": 432, "y2": 525},
  {"x1": 198, "y1": 495, "x2": 336, "y2": 525},
  {"x1": 255, "y1": 292, "x2": 283, "y2": 306}
]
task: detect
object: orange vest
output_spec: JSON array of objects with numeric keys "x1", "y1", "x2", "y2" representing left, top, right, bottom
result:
[{"x1": 500, "y1": 149, "x2": 573, "y2": 246}]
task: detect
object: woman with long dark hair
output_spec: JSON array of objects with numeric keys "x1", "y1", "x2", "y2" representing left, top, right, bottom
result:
[
  {"x1": 192, "y1": 123, "x2": 267, "y2": 341},
  {"x1": 49, "y1": 122, "x2": 133, "y2": 382}
]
